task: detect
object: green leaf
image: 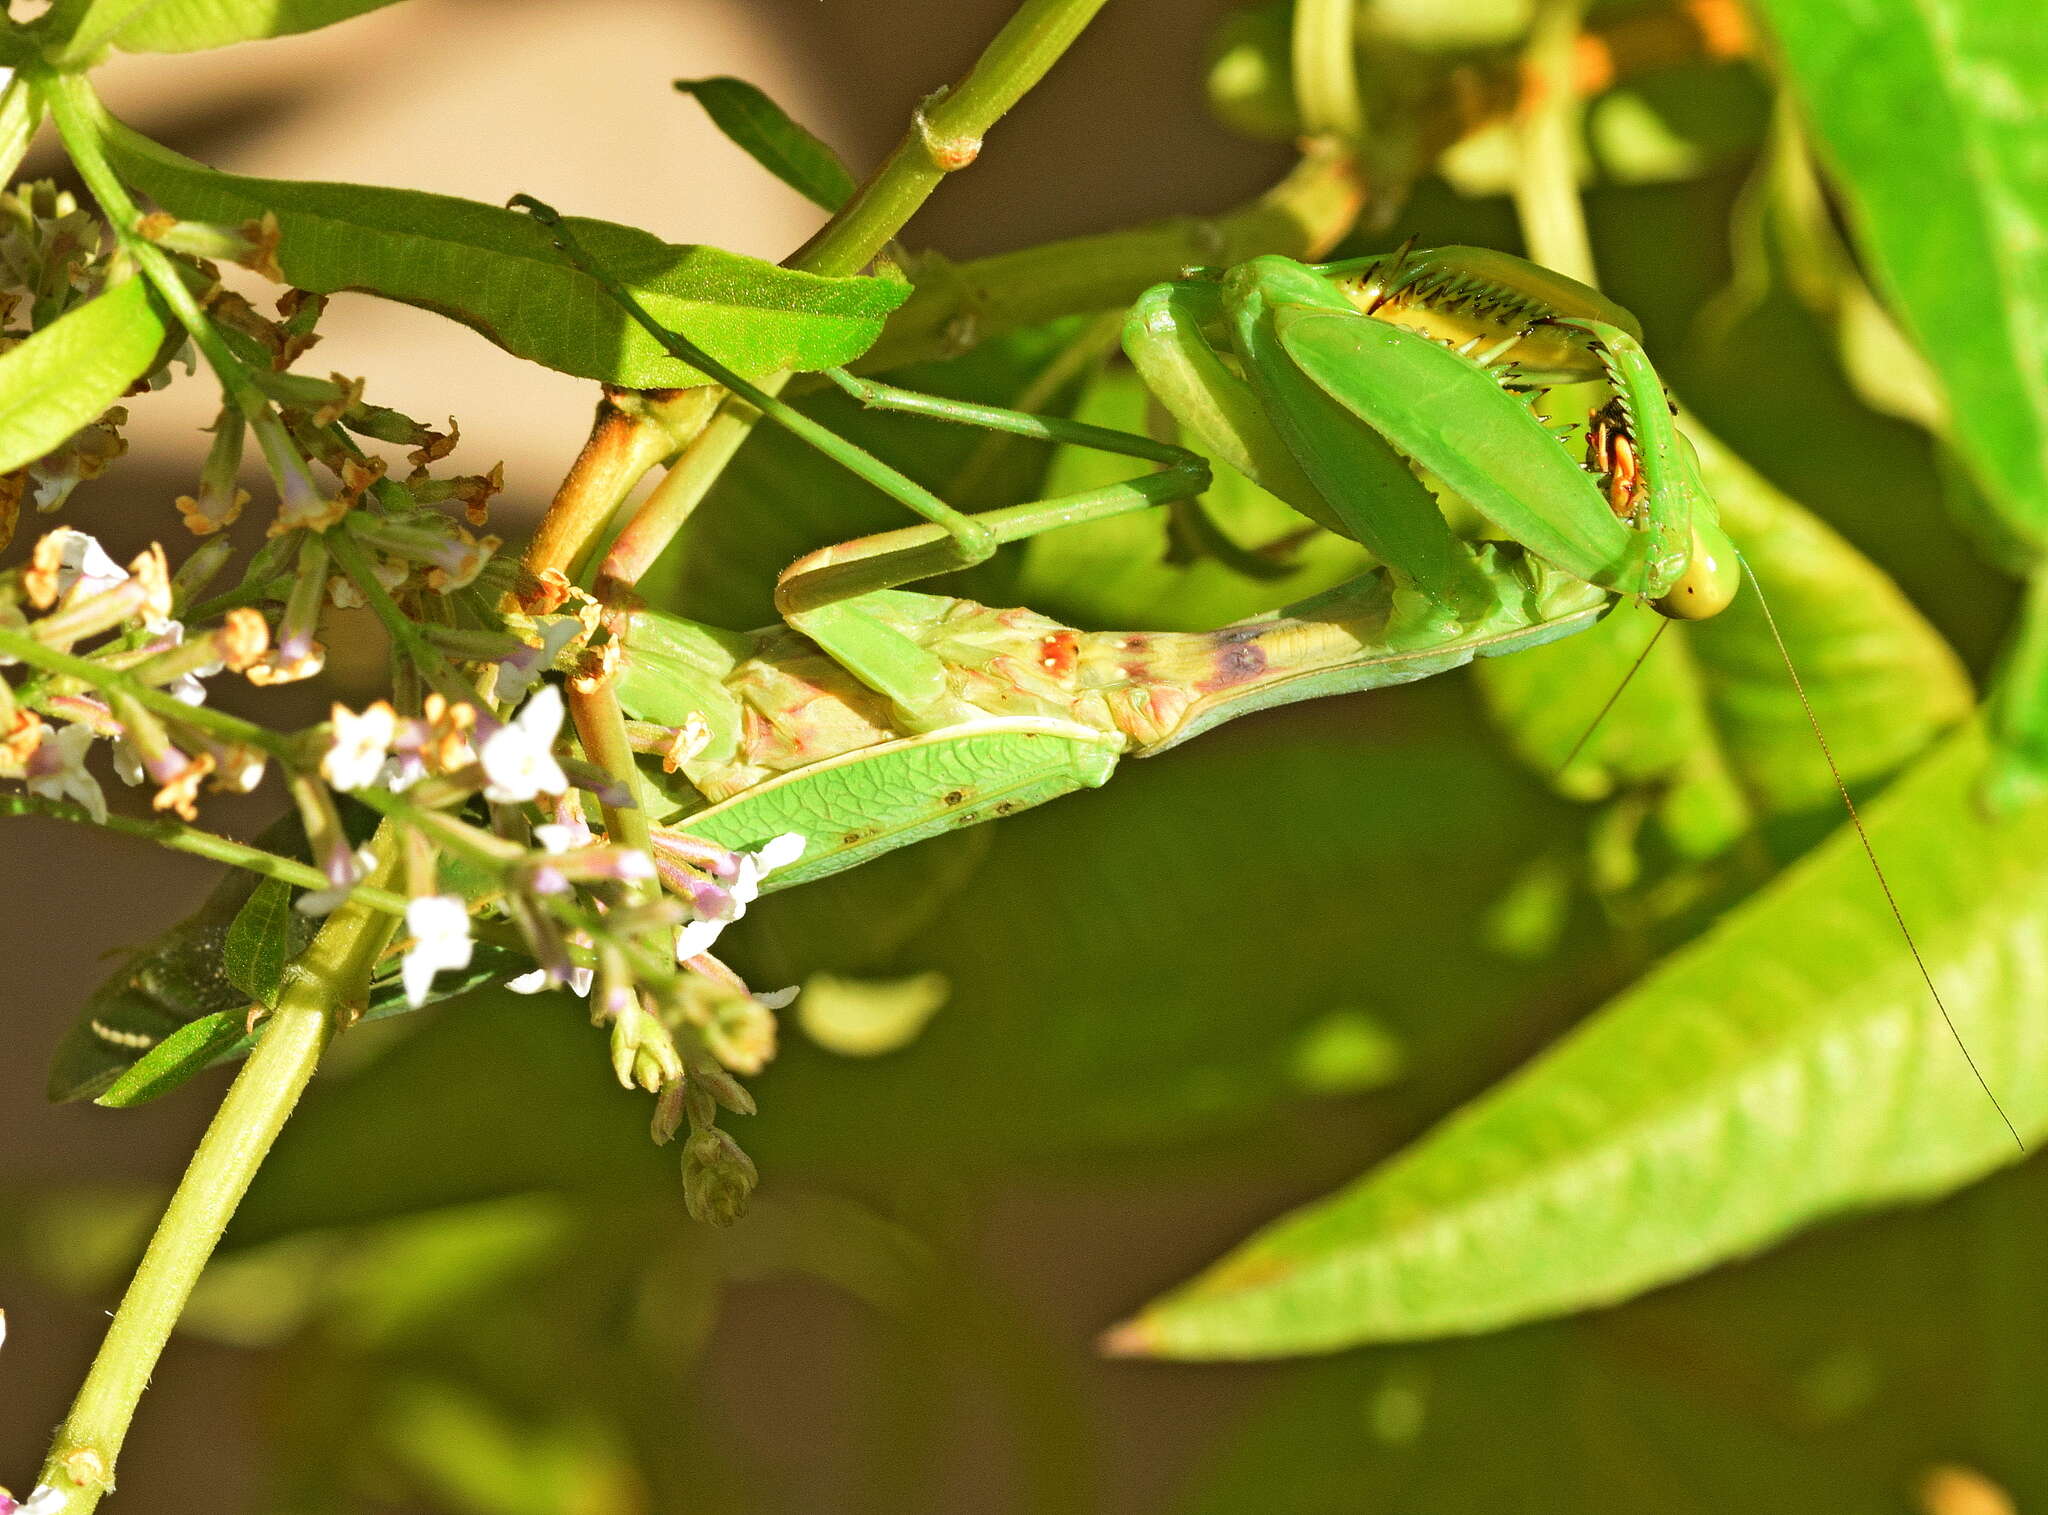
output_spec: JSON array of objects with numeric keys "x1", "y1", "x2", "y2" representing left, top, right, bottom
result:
[
  {"x1": 1181, "y1": 1156, "x2": 2048, "y2": 1513},
  {"x1": 93, "y1": 1011, "x2": 244, "y2": 1108},
  {"x1": 98, "y1": 117, "x2": 909, "y2": 388},
  {"x1": 0, "y1": 275, "x2": 167, "y2": 475},
  {"x1": 45, "y1": 836, "x2": 274, "y2": 1103},
  {"x1": 1115, "y1": 722, "x2": 2048, "y2": 1358},
  {"x1": 675, "y1": 76, "x2": 857, "y2": 213},
  {"x1": 1749, "y1": 0, "x2": 2048, "y2": 548},
  {"x1": 54, "y1": 0, "x2": 410, "y2": 57},
  {"x1": 223, "y1": 876, "x2": 297, "y2": 1008}
]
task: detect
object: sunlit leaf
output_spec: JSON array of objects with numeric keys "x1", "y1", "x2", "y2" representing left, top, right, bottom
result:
[
  {"x1": 1115, "y1": 723, "x2": 2048, "y2": 1357},
  {"x1": 0, "y1": 275, "x2": 166, "y2": 475},
  {"x1": 1750, "y1": 0, "x2": 2048, "y2": 548},
  {"x1": 57, "y1": 0, "x2": 412, "y2": 57},
  {"x1": 98, "y1": 115, "x2": 908, "y2": 387}
]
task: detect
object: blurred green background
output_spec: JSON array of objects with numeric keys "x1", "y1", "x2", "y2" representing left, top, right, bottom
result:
[{"x1": 5, "y1": 0, "x2": 2045, "y2": 1510}]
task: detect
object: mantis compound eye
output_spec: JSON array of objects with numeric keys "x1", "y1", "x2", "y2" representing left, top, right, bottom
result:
[{"x1": 1653, "y1": 522, "x2": 1741, "y2": 620}]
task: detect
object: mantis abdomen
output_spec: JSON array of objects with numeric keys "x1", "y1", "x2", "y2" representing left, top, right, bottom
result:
[{"x1": 621, "y1": 542, "x2": 1612, "y2": 888}]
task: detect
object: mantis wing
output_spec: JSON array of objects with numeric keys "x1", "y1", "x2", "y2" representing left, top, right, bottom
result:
[{"x1": 1275, "y1": 307, "x2": 1641, "y2": 594}]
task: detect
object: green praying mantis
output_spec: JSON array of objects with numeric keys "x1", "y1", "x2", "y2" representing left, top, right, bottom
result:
[{"x1": 51, "y1": 235, "x2": 1741, "y2": 1100}]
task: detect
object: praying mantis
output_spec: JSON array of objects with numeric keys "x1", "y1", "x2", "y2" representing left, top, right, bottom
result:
[{"x1": 52, "y1": 238, "x2": 1740, "y2": 1097}]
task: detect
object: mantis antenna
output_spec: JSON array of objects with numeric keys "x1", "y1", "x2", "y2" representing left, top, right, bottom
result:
[
  {"x1": 1555, "y1": 616, "x2": 1670, "y2": 776},
  {"x1": 1737, "y1": 551, "x2": 2024, "y2": 1152}
]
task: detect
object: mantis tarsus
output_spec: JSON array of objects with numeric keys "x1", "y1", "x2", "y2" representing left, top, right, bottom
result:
[{"x1": 57, "y1": 234, "x2": 1744, "y2": 1096}]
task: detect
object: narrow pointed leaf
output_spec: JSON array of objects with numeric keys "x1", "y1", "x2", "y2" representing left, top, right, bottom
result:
[
  {"x1": 675, "y1": 76, "x2": 857, "y2": 213},
  {"x1": 1117, "y1": 723, "x2": 2047, "y2": 1357},
  {"x1": 223, "y1": 876, "x2": 297, "y2": 1008},
  {"x1": 58, "y1": 0, "x2": 411, "y2": 57},
  {"x1": 98, "y1": 117, "x2": 908, "y2": 387},
  {"x1": 0, "y1": 275, "x2": 167, "y2": 475},
  {"x1": 94, "y1": 1011, "x2": 244, "y2": 1108},
  {"x1": 1748, "y1": 0, "x2": 2048, "y2": 547}
]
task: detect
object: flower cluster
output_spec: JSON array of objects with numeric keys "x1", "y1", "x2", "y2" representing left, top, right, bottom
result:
[
  {"x1": 0, "y1": 181, "x2": 811, "y2": 1228},
  {"x1": 1, "y1": 526, "x2": 271, "y2": 822}
]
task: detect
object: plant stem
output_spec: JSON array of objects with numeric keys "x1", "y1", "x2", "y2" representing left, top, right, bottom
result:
[
  {"x1": 0, "y1": 623, "x2": 296, "y2": 758},
  {"x1": 1291, "y1": 0, "x2": 1363, "y2": 141},
  {"x1": 325, "y1": 526, "x2": 478, "y2": 708},
  {"x1": 1513, "y1": 0, "x2": 1597, "y2": 285},
  {"x1": 566, "y1": 678, "x2": 653, "y2": 861},
  {"x1": 846, "y1": 140, "x2": 1363, "y2": 377},
  {"x1": 0, "y1": 71, "x2": 42, "y2": 186},
  {"x1": 792, "y1": 0, "x2": 1111, "y2": 278},
  {"x1": 32, "y1": 837, "x2": 403, "y2": 1513},
  {"x1": 598, "y1": 0, "x2": 1111, "y2": 587},
  {"x1": 0, "y1": 789, "x2": 407, "y2": 912},
  {"x1": 518, "y1": 388, "x2": 718, "y2": 593}
]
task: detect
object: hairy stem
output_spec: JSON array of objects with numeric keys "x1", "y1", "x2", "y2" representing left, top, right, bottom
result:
[
  {"x1": 567, "y1": 677, "x2": 654, "y2": 861},
  {"x1": 518, "y1": 387, "x2": 719, "y2": 598},
  {"x1": 32, "y1": 837, "x2": 403, "y2": 1513}
]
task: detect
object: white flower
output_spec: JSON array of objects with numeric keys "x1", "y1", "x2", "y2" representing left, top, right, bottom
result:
[
  {"x1": 674, "y1": 917, "x2": 725, "y2": 961},
  {"x1": 731, "y1": 831, "x2": 806, "y2": 907},
  {"x1": 507, "y1": 964, "x2": 596, "y2": 996},
  {"x1": 507, "y1": 920, "x2": 594, "y2": 999},
  {"x1": 26, "y1": 722, "x2": 106, "y2": 824},
  {"x1": 401, "y1": 894, "x2": 474, "y2": 1009},
  {"x1": 675, "y1": 832, "x2": 806, "y2": 961},
  {"x1": 17, "y1": 1483, "x2": 68, "y2": 1515},
  {"x1": 320, "y1": 701, "x2": 399, "y2": 792},
  {"x1": 481, "y1": 684, "x2": 569, "y2": 803},
  {"x1": 48, "y1": 528, "x2": 127, "y2": 603},
  {"x1": 533, "y1": 817, "x2": 591, "y2": 854}
]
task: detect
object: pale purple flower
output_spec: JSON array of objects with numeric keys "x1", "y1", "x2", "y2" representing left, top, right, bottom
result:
[
  {"x1": 673, "y1": 832, "x2": 806, "y2": 962},
  {"x1": 26, "y1": 722, "x2": 106, "y2": 824},
  {"x1": 296, "y1": 842, "x2": 377, "y2": 916},
  {"x1": 497, "y1": 617, "x2": 581, "y2": 705}
]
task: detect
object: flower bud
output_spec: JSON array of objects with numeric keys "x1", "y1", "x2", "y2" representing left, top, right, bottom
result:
[{"x1": 681, "y1": 1126, "x2": 757, "y2": 1227}]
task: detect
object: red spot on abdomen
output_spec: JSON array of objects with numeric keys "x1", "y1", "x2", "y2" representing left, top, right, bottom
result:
[{"x1": 1038, "y1": 630, "x2": 1078, "y2": 678}]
